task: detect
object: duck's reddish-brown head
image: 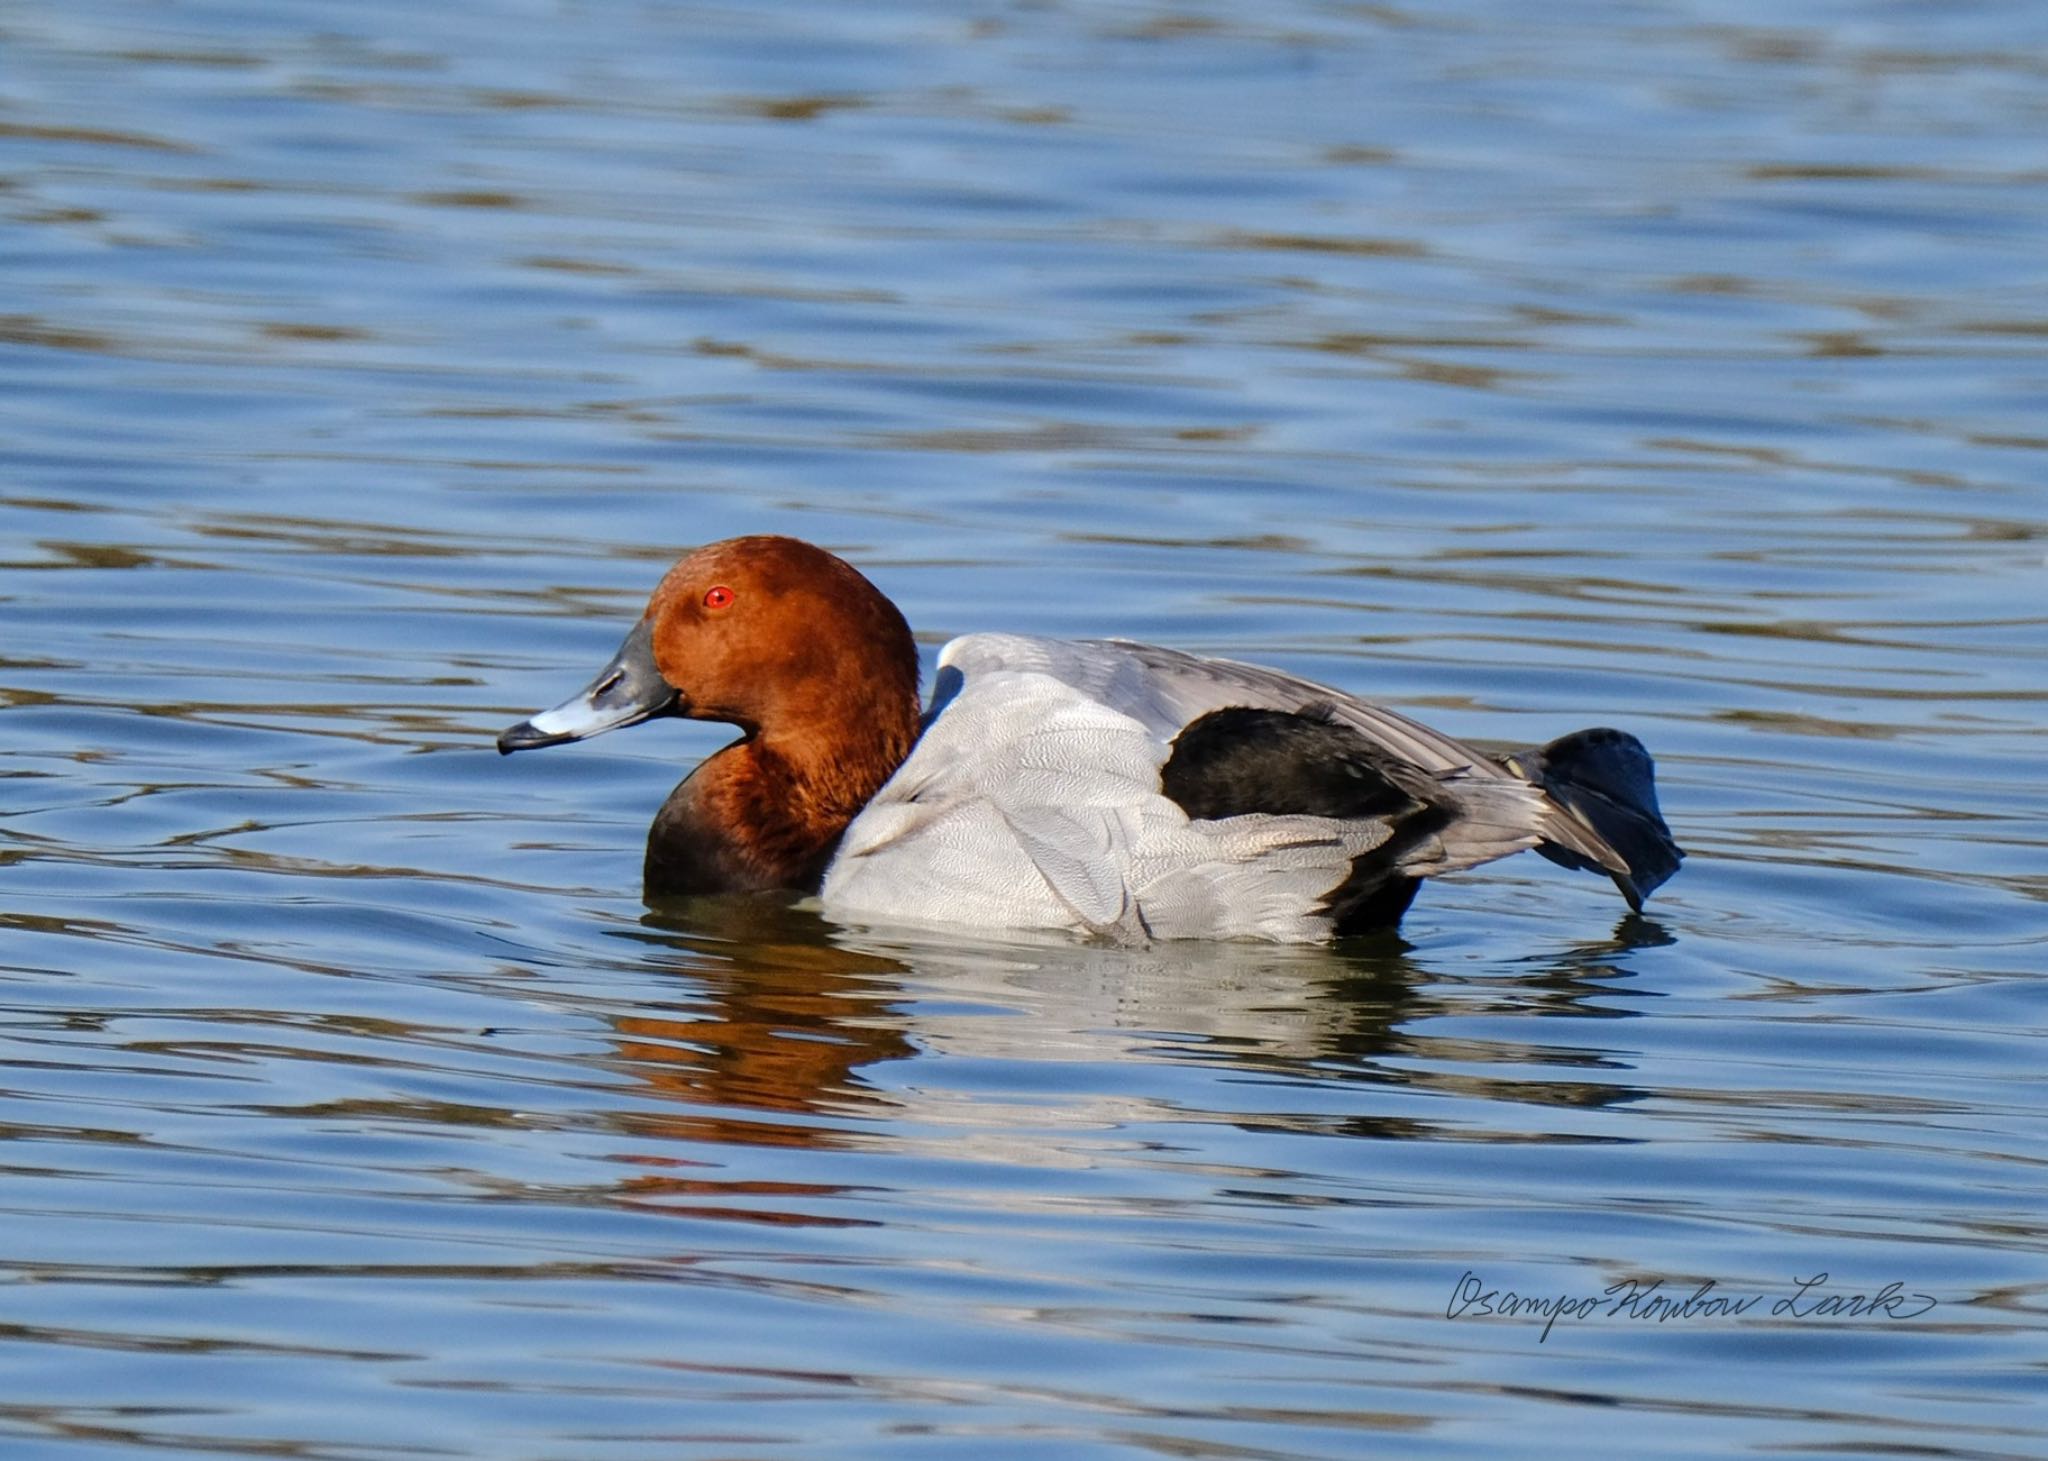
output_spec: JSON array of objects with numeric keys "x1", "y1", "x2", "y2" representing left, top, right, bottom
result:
[{"x1": 498, "y1": 535, "x2": 920, "y2": 755}]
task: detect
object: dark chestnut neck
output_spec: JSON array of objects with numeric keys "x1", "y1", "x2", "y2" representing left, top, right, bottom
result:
[{"x1": 643, "y1": 712, "x2": 918, "y2": 902}]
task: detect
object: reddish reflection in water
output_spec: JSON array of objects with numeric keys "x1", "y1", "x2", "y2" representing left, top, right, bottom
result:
[{"x1": 603, "y1": 902, "x2": 914, "y2": 1161}]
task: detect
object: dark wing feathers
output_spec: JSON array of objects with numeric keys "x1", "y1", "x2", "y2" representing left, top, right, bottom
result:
[{"x1": 1093, "y1": 640, "x2": 1650, "y2": 886}]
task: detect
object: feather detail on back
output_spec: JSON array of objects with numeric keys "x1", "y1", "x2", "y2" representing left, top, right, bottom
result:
[{"x1": 819, "y1": 635, "x2": 1586, "y2": 943}]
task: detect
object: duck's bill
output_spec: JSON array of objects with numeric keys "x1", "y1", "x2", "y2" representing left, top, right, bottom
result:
[{"x1": 498, "y1": 618, "x2": 680, "y2": 753}]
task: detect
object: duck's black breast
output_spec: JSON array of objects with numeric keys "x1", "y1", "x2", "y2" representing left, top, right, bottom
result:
[{"x1": 1159, "y1": 703, "x2": 1451, "y2": 930}]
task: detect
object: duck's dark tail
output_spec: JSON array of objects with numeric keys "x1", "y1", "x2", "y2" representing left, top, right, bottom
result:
[{"x1": 1504, "y1": 727, "x2": 1682, "y2": 913}]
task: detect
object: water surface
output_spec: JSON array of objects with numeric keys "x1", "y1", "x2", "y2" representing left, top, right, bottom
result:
[{"x1": 3, "y1": 1, "x2": 2045, "y2": 1457}]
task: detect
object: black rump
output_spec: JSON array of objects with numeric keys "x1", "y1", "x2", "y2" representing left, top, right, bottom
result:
[{"x1": 1504, "y1": 726, "x2": 1683, "y2": 911}]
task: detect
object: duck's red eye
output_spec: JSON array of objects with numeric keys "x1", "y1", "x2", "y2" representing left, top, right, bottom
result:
[{"x1": 703, "y1": 585, "x2": 734, "y2": 610}]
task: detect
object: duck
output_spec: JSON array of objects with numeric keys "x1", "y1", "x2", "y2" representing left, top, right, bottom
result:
[{"x1": 499, "y1": 535, "x2": 1680, "y2": 943}]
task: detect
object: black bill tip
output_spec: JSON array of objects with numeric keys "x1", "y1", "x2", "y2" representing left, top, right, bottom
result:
[{"x1": 497, "y1": 719, "x2": 573, "y2": 754}]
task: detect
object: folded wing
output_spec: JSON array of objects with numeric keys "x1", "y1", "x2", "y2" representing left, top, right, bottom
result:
[{"x1": 820, "y1": 634, "x2": 1674, "y2": 942}]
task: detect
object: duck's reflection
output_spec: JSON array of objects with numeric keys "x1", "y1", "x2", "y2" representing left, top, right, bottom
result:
[
  {"x1": 590, "y1": 895, "x2": 1663, "y2": 1175},
  {"x1": 593, "y1": 895, "x2": 915, "y2": 1156}
]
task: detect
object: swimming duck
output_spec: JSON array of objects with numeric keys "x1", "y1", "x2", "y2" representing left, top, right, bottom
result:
[{"x1": 499, "y1": 535, "x2": 1680, "y2": 942}]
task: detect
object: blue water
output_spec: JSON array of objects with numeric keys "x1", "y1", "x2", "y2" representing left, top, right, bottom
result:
[{"x1": 3, "y1": 1, "x2": 2045, "y2": 1456}]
